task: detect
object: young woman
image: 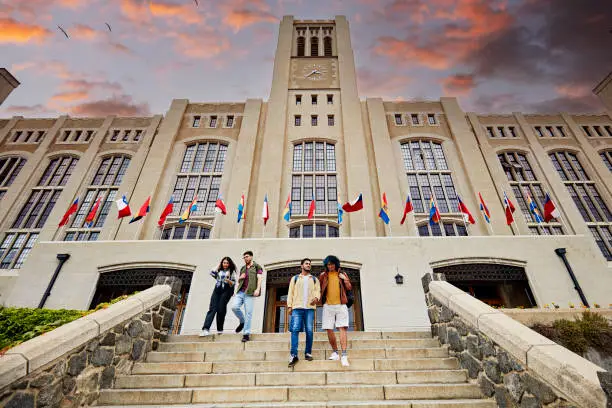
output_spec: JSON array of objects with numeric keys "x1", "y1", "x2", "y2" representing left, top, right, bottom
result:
[{"x1": 200, "y1": 257, "x2": 237, "y2": 336}]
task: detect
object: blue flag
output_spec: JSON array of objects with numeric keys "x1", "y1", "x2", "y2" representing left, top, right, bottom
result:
[{"x1": 337, "y1": 201, "x2": 344, "y2": 224}]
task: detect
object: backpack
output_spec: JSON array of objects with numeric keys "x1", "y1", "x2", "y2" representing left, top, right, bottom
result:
[
  {"x1": 321, "y1": 273, "x2": 354, "y2": 308},
  {"x1": 292, "y1": 274, "x2": 317, "y2": 285}
]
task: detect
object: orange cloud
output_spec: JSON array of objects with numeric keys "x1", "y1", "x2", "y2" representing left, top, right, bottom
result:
[
  {"x1": 0, "y1": 17, "x2": 52, "y2": 44},
  {"x1": 171, "y1": 30, "x2": 231, "y2": 59},
  {"x1": 149, "y1": 1, "x2": 202, "y2": 24},
  {"x1": 57, "y1": 0, "x2": 86, "y2": 8},
  {"x1": 373, "y1": 36, "x2": 451, "y2": 70},
  {"x1": 357, "y1": 69, "x2": 412, "y2": 99},
  {"x1": 50, "y1": 91, "x2": 89, "y2": 102},
  {"x1": 71, "y1": 24, "x2": 98, "y2": 40},
  {"x1": 441, "y1": 73, "x2": 476, "y2": 95},
  {"x1": 223, "y1": 9, "x2": 277, "y2": 32},
  {"x1": 69, "y1": 95, "x2": 150, "y2": 117},
  {"x1": 555, "y1": 84, "x2": 591, "y2": 98}
]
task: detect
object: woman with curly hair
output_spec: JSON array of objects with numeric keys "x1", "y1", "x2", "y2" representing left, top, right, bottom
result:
[{"x1": 200, "y1": 256, "x2": 237, "y2": 336}]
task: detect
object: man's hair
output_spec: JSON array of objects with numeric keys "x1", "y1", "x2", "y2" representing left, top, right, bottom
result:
[
  {"x1": 301, "y1": 258, "x2": 312, "y2": 265},
  {"x1": 243, "y1": 250, "x2": 253, "y2": 256},
  {"x1": 323, "y1": 255, "x2": 340, "y2": 271}
]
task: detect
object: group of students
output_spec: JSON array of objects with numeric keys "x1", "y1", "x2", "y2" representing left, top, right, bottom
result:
[{"x1": 200, "y1": 252, "x2": 353, "y2": 367}]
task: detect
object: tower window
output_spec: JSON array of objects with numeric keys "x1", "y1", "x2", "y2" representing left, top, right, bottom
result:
[
  {"x1": 327, "y1": 94, "x2": 333, "y2": 104},
  {"x1": 509, "y1": 126, "x2": 517, "y2": 137},
  {"x1": 328, "y1": 115, "x2": 335, "y2": 126},
  {"x1": 324, "y1": 36, "x2": 332, "y2": 56},
  {"x1": 312, "y1": 95, "x2": 318, "y2": 105},
  {"x1": 226, "y1": 115, "x2": 234, "y2": 127},
  {"x1": 311, "y1": 115, "x2": 318, "y2": 126},
  {"x1": 411, "y1": 114, "x2": 420, "y2": 125},
  {"x1": 209, "y1": 116, "x2": 217, "y2": 128},
  {"x1": 297, "y1": 36, "x2": 305, "y2": 57},
  {"x1": 427, "y1": 114, "x2": 437, "y2": 125},
  {"x1": 394, "y1": 114, "x2": 403, "y2": 126},
  {"x1": 192, "y1": 116, "x2": 201, "y2": 127},
  {"x1": 310, "y1": 36, "x2": 319, "y2": 57},
  {"x1": 296, "y1": 95, "x2": 302, "y2": 105},
  {"x1": 295, "y1": 115, "x2": 301, "y2": 126}
]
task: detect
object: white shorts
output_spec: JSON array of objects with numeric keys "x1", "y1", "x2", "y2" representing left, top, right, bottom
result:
[{"x1": 322, "y1": 304, "x2": 349, "y2": 330}]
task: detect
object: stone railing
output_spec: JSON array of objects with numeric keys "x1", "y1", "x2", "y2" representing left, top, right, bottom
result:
[
  {"x1": 422, "y1": 273, "x2": 610, "y2": 408},
  {"x1": 0, "y1": 276, "x2": 182, "y2": 408}
]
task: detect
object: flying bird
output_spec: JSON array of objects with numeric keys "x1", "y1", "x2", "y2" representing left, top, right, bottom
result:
[
  {"x1": 57, "y1": 25, "x2": 69, "y2": 39},
  {"x1": 105, "y1": 23, "x2": 112, "y2": 32}
]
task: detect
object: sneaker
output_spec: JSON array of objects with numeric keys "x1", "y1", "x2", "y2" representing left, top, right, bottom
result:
[
  {"x1": 341, "y1": 355, "x2": 350, "y2": 367},
  {"x1": 199, "y1": 329, "x2": 210, "y2": 337},
  {"x1": 288, "y1": 355, "x2": 299, "y2": 367},
  {"x1": 328, "y1": 351, "x2": 340, "y2": 361},
  {"x1": 305, "y1": 353, "x2": 314, "y2": 361},
  {"x1": 241, "y1": 334, "x2": 250, "y2": 342},
  {"x1": 235, "y1": 322, "x2": 244, "y2": 333},
  {"x1": 216, "y1": 331, "x2": 223, "y2": 335}
]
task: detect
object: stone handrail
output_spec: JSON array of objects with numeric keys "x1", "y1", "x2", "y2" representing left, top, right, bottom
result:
[{"x1": 423, "y1": 275, "x2": 607, "y2": 407}]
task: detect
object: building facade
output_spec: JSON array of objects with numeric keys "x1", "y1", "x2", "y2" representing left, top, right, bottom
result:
[
  {"x1": 0, "y1": 68, "x2": 20, "y2": 106},
  {"x1": 1, "y1": 16, "x2": 612, "y2": 334}
]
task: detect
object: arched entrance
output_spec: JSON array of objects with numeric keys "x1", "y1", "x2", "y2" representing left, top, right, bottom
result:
[
  {"x1": 91, "y1": 267, "x2": 193, "y2": 333},
  {"x1": 433, "y1": 262, "x2": 536, "y2": 308},
  {"x1": 263, "y1": 264, "x2": 363, "y2": 333}
]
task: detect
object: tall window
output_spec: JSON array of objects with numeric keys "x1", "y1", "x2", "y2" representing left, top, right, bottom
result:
[
  {"x1": 1, "y1": 156, "x2": 78, "y2": 268},
  {"x1": 65, "y1": 155, "x2": 131, "y2": 241},
  {"x1": 310, "y1": 36, "x2": 319, "y2": 56},
  {"x1": 550, "y1": 151, "x2": 612, "y2": 259},
  {"x1": 161, "y1": 223, "x2": 211, "y2": 240},
  {"x1": 0, "y1": 156, "x2": 27, "y2": 201},
  {"x1": 600, "y1": 151, "x2": 612, "y2": 172},
  {"x1": 169, "y1": 142, "x2": 228, "y2": 220},
  {"x1": 498, "y1": 152, "x2": 563, "y2": 235},
  {"x1": 297, "y1": 36, "x2": 305, "y2": 56},
  {"x1": 323, "y1": 37, "x2": 332, "y2": 56},
  {"x1": 401, "y1": 140, "x2": 460, "y2": 219},
  {"x1": 292, "y1": 142, "x2": 337, "y2": 216}
]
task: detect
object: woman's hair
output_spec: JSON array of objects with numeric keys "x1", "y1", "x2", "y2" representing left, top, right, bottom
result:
[
  {"x1": 323, "y1": 255, "x2": 340, "y2": 271},
  {"x1": 217, "y1": 256, "x2": 237, "y2": 273}
]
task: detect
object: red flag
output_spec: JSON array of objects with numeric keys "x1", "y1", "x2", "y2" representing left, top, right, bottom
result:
[
  {"x1": 59, "y1": 198, "x2": 79, "y2": 227},
  {"x1": 158, "y1": 197, "x2": 174, "y2": 227},
  {"x1": 457, "y1": 195, "x2": 475, "y2": 224},
  {"x1": 342, "y1": 193, "x2": 364, "y2": 213},
  {"x1": 85, "y1": 196, "x2": 102, "y2": 227},
  {"x1": 503, "y1": 192, "x2": 516, "y2": 225},
  {"x1": 543, "y1": 193, "x2": 561, "y2": 222},
  {"x1": 262, "y1": 194, "x2": 269, "y2": 225},
  {"x1": 400, "y1": 193, "x2": 414, "y2": 225},
  {"x1": 129, "y1": 196, "x2": 151, "y2": 224},
  {"x1": 215, "y1": 194, "x2": 227, "y2": 215},
  {"x1": 307, "y1": 195, "x2": 315, "y2": 219}
]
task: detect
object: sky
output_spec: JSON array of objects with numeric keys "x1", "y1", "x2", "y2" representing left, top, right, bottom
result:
[{"x1": 1, "y1": 0, "x2": 611, "y2": 118}]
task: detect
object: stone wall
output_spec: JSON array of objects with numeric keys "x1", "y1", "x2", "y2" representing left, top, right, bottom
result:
[
  {"x1": 422, "y1": 273, "x2": 609, "y2": 408},
  {"x1": 0, "y1": 276, "x2": 182, "y2": 408}
]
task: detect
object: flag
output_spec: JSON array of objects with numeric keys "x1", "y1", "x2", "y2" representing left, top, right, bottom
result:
[
  {"x1": 262, "y1": 194, "x2": 269, "y2": 225},
  {"x1": 429, "y1": 197, "x2": 441, "y2": 225},
  {"x1": 179, "y1": 195, "x2": 198, "y2": 224},
  {"x1": 543, "y1": 193, "x2": 561, "y2": 222},
  {"x1": 378, "y1": 193, "x2": 390, "y2": 224},
  {"x1": 158, "y1": 197, "x2": 174, "y2": 227},
  {"x1": 503, "y1": 191, "x2": 516, "y2": 225},
  {"x1": 283, "y1": 194, "x2": 291, "y2": 222},
  {"x1": 400, "y1": 193, "x2": 414, "y2": 225},
  {"x1": 116, "y1": 195, "x2": 131, "y2": 219},
  {"x1": 342, "y1": 193, "x2": 363, "y2": 213},
  {"x1": 215, "y1": 194, "x2": 227, "y2": 215},
  {"x1": 59, "y1": 198, "x2": 79, "y2": 227},
  {"x1": 129, "y1": 196, "x2": 151, "y2": 224},
  {"x1": 307, "y1": 194, "x2": 316, "y2": 219},
  {"x1": 86, "y1": 196, "x2": 103, "y2": 226},
  {"x1": 237, "y1": 194, "x2": 245, "y2": 223},
  {"x1": 526, "y1": 192, "x2": 543, "y2": 223},
  {"x1": 478, "y1": 192, "x2": 491, "y2": 223},
  {"x1": 457, "y1": 195, "x2": 475, "y2": 224},
  {"x1": 337, "y1": 201, "x2": 344, "y2": 224}
]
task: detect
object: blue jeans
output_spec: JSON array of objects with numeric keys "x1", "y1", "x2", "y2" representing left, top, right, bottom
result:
[
  {"x1": 232, "y1": 291, "x2": 255, "y2": 335},
  {"x1": 289, "y1": 308, "x2": 314, "y2": 357}
]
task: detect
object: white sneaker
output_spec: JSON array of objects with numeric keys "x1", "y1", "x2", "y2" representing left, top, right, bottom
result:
[
  {"x1": 328, "y1": 352, "x2": 340, "y2": 361},
  {"x1": 199, "y1": 329, "x2": 210, "y2": 337},
  {"x1": 341, "y1": 355, "x2": 350, "y2": 367}
]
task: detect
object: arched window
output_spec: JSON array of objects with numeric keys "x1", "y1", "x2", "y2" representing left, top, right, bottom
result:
[
  {"x1": 310, "y1": 36, "x2": 319, "y2": 57},
  {"x1": 292, "y1": 141, "x2": 337, "y2": 215},
  {"x1": 0, "y1": 156, "x2": 26, "y2": 201},
  {"x1": 289, "y1": 223, "x2": 339, "y2": 238},
  {"x1": 1, "y1": 156, "x2": 78, "y2": 268},
  {"x1": 600, "y1": 151, "x2": 612, "y2": 172},
  {"x1": 161, "y1": 224, "x2": 210, "y2": 240},
  {"x1": 169, "y1": 142, "x2": 228, "y2": 222},
  {"x1": 417, "y1": 221, "x2": 467, "y2": 236},
  {"x1": 400, "y1": 140, "x2": 459, "y2": 215},
  {"x1": 498, "y1": 152, "x2": 563, "y2": 235},
  {"x1": 65, "y1": 155, "x2": 131, "y2": 241},
  {"x1": 550, "y1": 151, "x2": 612, "y2": 259},
  {"x1": 323, "y1": 36, "x2": 332, "y2": 57},
  {"x1": 297, "y1": 36, "x2": 305, "y2": 57}
]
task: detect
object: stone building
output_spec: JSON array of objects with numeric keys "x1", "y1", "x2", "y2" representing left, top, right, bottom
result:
[
  {"x1": 0, "y1": 68, "x2": 20, "y2": 106},
  {"x1": 1, "y1": 16, "x2": 611, "y2": 335}
]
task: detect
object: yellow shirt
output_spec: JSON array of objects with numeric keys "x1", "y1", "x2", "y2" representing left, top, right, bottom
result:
[{"x1": 326, "y1": 271, "x2": 341, "y2": 305}]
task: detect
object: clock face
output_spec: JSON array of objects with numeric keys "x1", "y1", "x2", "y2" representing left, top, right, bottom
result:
[{"x1": 302, "y1": 63, "x2": 327, "y2": 81}]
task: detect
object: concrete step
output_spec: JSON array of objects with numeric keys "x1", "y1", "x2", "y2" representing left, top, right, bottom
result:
[
  {"x1": 115, "y1": 369, "x2": 468, "y2": 389},
  {"x1": 168, "y1": 331, "x2": 433, "y2": 343},
  {"x1": 158, "y1": 338, "x2": 440, "y2": 352},
  {"x1": 100, "y1": 400, "x2": 496, "y2": 408},
  {"x1": 99, "y1": 384, "x2": 484, "y2": 405},
  {"x1": 146, "y1": 347, "x2": 449, "y2": 363},
  {"x1": 132, "y1": 358, "x2": 458, "y2": 375}
]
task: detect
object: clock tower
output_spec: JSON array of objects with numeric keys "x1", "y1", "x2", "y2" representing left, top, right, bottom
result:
[{"x1": 250, "y1": 16, "x2": 376, "y2": 238}]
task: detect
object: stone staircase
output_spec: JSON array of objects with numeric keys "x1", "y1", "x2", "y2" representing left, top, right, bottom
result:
[{"x1": 99, "y1": 331, "x2": 495, "y2": 407}]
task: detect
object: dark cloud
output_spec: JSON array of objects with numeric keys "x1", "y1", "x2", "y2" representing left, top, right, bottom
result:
[
  {"x1": 69, "y1": 95, "x2": 150, "y2": 116},
  {"x1": 527, "y1": 95, "x2": 605, "y2": 114}
]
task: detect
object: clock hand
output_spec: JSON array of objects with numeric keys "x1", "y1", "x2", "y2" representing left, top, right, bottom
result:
[{"x1": 305, "y1": 70, "x2": 317, "y2": 78}]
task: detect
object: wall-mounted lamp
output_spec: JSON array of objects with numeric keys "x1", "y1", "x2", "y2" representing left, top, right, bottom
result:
[{"x1": 394, "y1": 273, "x2": 404, "y2": 285}]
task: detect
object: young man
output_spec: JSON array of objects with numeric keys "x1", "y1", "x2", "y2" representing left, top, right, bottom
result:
[
  {"x1": 286, "y1": 258, "x2": 321, "y2": 367},
  {"x1": 232, "y1": 250, "x2": 263, "y2": 342},
  {"x1": 319, "y1": 255, "x2": 352, "y2": 367}
]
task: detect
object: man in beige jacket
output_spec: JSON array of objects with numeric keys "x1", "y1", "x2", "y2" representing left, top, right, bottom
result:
[{"x1": 287, "y1": 258, "x2": 321, "y2": 367}]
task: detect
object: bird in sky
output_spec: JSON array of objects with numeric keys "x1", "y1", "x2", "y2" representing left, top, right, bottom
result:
[
  {"x1": 57, "y1": 25, "x2": 69, "y2": 39},
  {"x1": 105, "y1": 23, "x2": 112, "y2": 32}
]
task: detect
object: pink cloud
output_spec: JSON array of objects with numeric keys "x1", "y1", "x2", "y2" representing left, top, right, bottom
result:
[
  {"x1": 357, "y1": 68, "x2": 412, "y2": 99},
  {"x1": 0, "y1": 17, "x2": 52, "y2": 44},
  {"x1": 223, "y1": 9, "x2": 278, "y2": 32},
  {"x1": 69, "y1": 95, "x2": 150, "y2": 117},
  {"x1": 441, "y1": 73, "x2": 476, "y2": 95}
]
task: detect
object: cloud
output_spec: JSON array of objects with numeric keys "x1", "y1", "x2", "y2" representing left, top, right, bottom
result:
[
  {"x1": 357, "y1": 68, "x2": 412, "y2": 99},
  {"x1": 222, "y1": 9, "x2": 278, "y2": 32},
  {"x1": 3, "y1": 104, "x2": 53, "y2": 114},
  {"x1": 106, "y1": 41, "x2": 134, "y2": 55},
  {"x1": 71, "y1": 24, "x2": 99, "y2": 40},
  {"x1": 0, "y1": 17, "x2": 52, "y2": 44},
  {"x1": 526, "y1": 95, "x2": 605, "y2": 114},
  {"x1": 69, "y1": 94, "x2": 150, "y2": 116},
  {"x1": 149, "y1": 0, "x2": 202, "y2": 24},
  {"x1": 373, "y1": 36, "x2": 451, "y2": 69},
  {"x1": 62, "y1": 79, "x2": 123, "y2": 93},
  {"x1": 50, "y1": 91, "x2": 89, "y2": 103},
  {"x1": 441, "y1": 73, "x2": 476, "y2": 95},
  {"x1": 170, "y1": 29, "x2": 231, "y2": 59}
]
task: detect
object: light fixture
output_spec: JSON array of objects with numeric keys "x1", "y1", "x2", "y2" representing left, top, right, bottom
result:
[{"x1": 394, "y1": 273, "x2": 404, "y2": 285}]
